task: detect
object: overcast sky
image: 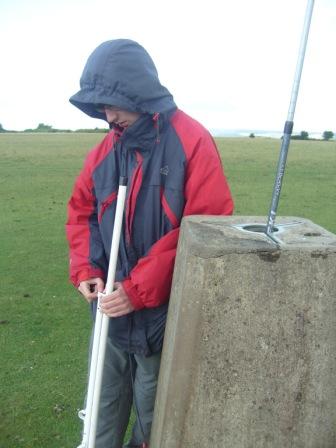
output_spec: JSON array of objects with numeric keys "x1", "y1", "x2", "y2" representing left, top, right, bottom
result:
[{"x1": 0, "y1": 0, "x2": 335, "y2": 133}]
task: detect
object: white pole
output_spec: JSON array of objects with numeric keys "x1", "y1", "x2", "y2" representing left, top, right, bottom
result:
[
  {"x1": 77, "y1": 309, "x2": 103, "y2": 447},
  {"x1": 77, "y1": 182, "x2": 127, "y2": 448}
]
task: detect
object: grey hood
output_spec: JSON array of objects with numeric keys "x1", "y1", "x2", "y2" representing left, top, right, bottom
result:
[{"x1": 69, "y1": 39, "x2": 176, "y2": 121}]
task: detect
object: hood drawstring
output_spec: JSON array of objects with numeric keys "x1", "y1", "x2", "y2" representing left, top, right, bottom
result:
[{"x1": 152, "y1": 112, "x2": 160, "y2": 143}]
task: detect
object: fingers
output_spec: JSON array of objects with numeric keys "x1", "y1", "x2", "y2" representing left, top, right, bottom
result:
[
  {"x1": 78, "y1": 279, "x2": 135, "y2": 317},
  {"x1": 100, "y1": 283, "x2": 135, "y2": 317},
  {"x1": 78, "y1": 278, "x2": 105, "y2": 303},
  {"x1": 95, "y1": 278, "x2": 105, "y2": 292},
  {"x1": 102, "y1": 301, "x2": 133, "y2": 318}
]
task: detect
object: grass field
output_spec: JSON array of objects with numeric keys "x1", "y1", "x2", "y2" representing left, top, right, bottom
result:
[{"x1": 0, "y1": 133, "x2": 335, "y2": 447}]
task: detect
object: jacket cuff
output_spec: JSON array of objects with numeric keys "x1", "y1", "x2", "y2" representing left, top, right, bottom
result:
[
  {"x1": 122, "y1": 278, "x2": 145, "y2": 310},
  {"x1": 73, "y1": 268, "x2": 105, "y2": 288}
]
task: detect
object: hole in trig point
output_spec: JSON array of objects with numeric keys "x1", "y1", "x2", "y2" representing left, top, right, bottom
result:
[{"x1": 242, "y1": 224, "x2": 279, "y2": 233}]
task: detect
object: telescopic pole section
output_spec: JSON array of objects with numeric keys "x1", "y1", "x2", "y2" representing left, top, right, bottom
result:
[
  {"x1": 77, "y1": 175, "x2": 128, "y2": 448},
  {"x1": 266, "y1": 0, "x2": 314, "y2": 236}
]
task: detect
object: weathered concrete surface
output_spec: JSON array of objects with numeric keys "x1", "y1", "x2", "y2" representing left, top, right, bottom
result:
[{"x1": 150, "y1": 216, "x2": 336, "y2": 448}]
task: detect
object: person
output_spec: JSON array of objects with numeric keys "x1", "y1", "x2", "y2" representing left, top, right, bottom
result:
[{"x1": 66, "y1": 39, "x2": 233, "y2": 448}]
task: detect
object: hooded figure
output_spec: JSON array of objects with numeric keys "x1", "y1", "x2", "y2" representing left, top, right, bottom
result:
[
  {"x1": 70, "y1": 39, "x2": 176, "y2": 119},
  {"x1": 66, "y1": 39, "x2": 233, "y2": 448}
]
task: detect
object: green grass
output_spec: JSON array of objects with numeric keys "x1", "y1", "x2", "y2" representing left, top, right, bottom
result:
[
  {"x1": 0, "y1": 133, "x2": 335, "y2": 447},
  {"x1": 216, "y1": 137, "x2": 336, "y2": 233},
  {"x1": 0, "y1": 134, "x2": 100, "y2": 448}
]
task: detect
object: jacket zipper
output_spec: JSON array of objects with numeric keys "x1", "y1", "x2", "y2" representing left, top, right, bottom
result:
[{"x1": 126, "y1": 151, "x2": 143, "y2": 243}]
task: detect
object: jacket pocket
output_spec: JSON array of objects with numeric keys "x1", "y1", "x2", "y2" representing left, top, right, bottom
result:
[
  {"x1": 98, "y1": 191, "x2": 117, "y2": 223},
  {"x1": 160, "y1": 187, "x2": 179, "y2": 228},
  {"x1": 160, "y1": 185, "x2": 185, "y2": 229}
]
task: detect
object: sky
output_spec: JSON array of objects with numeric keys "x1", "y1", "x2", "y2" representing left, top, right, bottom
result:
[{"x1": 0, "y1": 0, "x2": 335, "y2": 134}]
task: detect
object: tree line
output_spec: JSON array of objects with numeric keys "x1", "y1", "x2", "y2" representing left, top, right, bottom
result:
[
  {"x1": 1, "y1": 123, "x2": 335, "y2": 140},
  {"x1": 0, "y1": 123, "x2": 108, "y2": 134},
  {"x1": 291, "y1": 130, "x2": 334, "y2": 141},
  {"x1": 248, "y1": 129, "x2": 335, "y2": 140}
]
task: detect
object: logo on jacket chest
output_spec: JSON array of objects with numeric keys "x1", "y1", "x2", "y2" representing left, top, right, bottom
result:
[{"x1": 160, "y1": 165, "x2": 169, "y2": 176}]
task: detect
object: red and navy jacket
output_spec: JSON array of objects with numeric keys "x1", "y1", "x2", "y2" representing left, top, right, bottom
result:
[{"x1": 67, "y1": 40, "x2": 233, "y2": 355}]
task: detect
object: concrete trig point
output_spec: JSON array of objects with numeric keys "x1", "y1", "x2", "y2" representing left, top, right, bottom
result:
[{"x1": 150, "y1": 216, "x2": 336, "y2": 448}]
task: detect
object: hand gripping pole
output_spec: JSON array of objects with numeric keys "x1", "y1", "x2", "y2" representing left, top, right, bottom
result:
[{"x1": 77, "y1": 177, "x2": 127, "y2": 448}]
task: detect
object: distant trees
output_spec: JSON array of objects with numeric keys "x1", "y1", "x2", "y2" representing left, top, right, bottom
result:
[
  {"x1": 74, "y1": 127, "x2": 108, "y2": 133},
  {"x1": 23, "y1": 123, "x2": 66, "y2": 133},
  {"x1": 0, "y1": 123, "x2": 12, "y2": 133},
  {"x1": 290, "y1": 130, "x2": 335, "y2": 141},
  {"x1": 23, "y1": 123, "x2": 56, "y2": 132},
  {"x1": 0, "y1": 122, "x2": 334, "y2": 139},
  {"x1": 22, "y1": 123, "x2": 108, "y2": 133},
  {"x1": 36, "y1": 123, "x2": 54, "y2": 132},
  {"x1": 291, "y1": 130, "x2": 309, "y2": 140},
  {"x1": 322, "y1": 130, "x2": 334, "y2": 141}
]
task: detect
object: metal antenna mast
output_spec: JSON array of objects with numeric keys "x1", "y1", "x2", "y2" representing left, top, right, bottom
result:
[{"x1": 266, "y1": 0, "x2": 315, "y2": 236}]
